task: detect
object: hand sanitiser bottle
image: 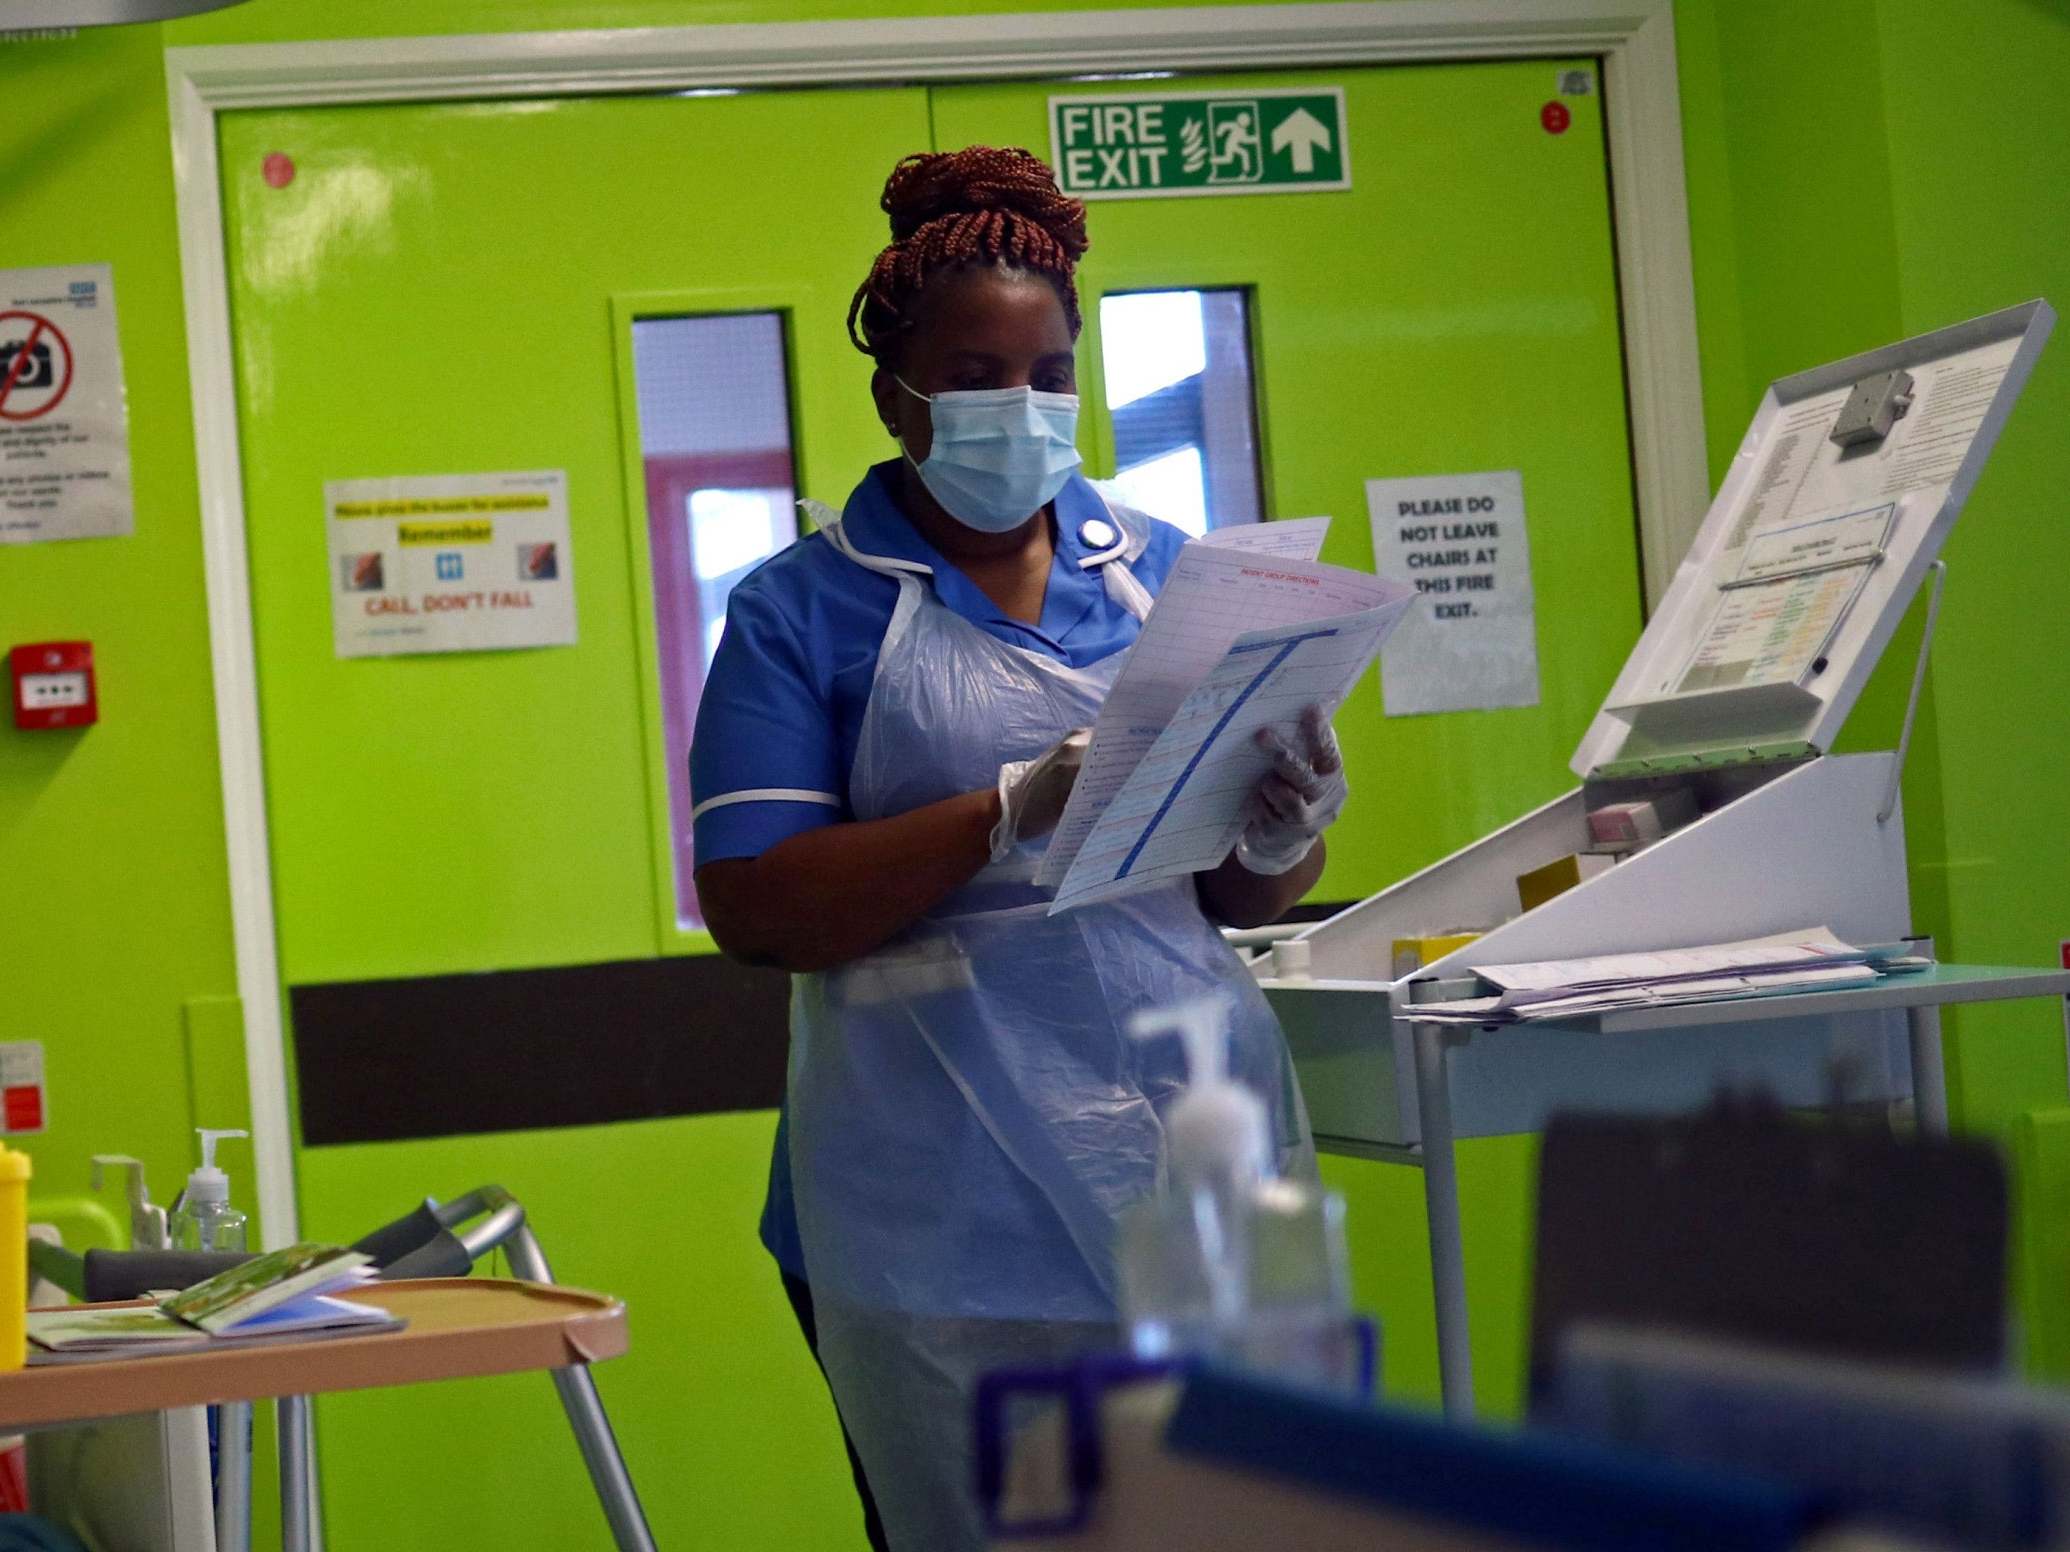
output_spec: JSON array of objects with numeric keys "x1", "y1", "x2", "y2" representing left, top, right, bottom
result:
[
  {"x1": 167, "y1": 1129, "x2": 255, "y2": 1529},
  {"x1": 168, "y1": 1128, "x2": 250, "y2": 1253},
  {"x1": 1120, "y1": 1002, "x2": 1366, "y2": 1394}
]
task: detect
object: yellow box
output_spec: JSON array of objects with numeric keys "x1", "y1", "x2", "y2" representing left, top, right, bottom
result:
[
  {"x1": 1516, "y1": 852, "x2": 1615, "y2": 914},
  {"x1": 1392, "y1": 931, "x2": 1483, "y2": 980}
]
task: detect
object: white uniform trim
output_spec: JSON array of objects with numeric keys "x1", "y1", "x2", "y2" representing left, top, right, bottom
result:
[
  {"x1": 690, "y1": 787, "x2": 843, "y2": 822},
  {"x1": 825, "y1": 518, "x2": 932, "y2": 577},
  {"x1": 1077, "y1": 488, "x2": 1152, "y2": 570},
  {"x1": 1076, "y1": 529, "x2": 1129, "y2": 569},
  {"x1": 1102, "y1": 561, "x2": 1155, "y2": 623}
]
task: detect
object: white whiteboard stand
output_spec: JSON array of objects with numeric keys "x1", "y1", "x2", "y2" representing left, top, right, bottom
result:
[{"x1": 1264, "y1": 301, "x2": 2060, "y2": 1419}]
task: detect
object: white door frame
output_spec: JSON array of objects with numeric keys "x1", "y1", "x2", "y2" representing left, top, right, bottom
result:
[{"x1": 166, "y1": 0, "x2": 1704, "y2": 1244}]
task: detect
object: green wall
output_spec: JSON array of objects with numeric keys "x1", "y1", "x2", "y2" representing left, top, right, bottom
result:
[
  {"x1": 1672, "y1": 0, "x2": 2070, "y2": 1364},
  {"x1": 4, "y1": 2, "x2": 2069, "y2": 1544},
  {"x1": 1678, "y1": 0, "x2": 1907, "y2": 443},
  {"x1": 1672, "y1": 0, "x2": 1933, "y2": 777},
  {"x1": 1874, "y1": 0, "x2": 2070, "y2": 1372},
  {"x1": 1875, "y1": 0, "x2": 2070, "y2": 1128},
  {"x1": 0, "y1": 28, "x2": 241, "y2": 1208}
]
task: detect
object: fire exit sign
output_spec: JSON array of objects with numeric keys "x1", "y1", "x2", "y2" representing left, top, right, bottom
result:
[{"x1": 1049, "y1": 88, "x2": 1351, "y2": 201}]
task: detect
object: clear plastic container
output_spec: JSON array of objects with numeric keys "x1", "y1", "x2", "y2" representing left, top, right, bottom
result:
[
  {"x1": 168, "y1": 1127, "x2": 249, "y2": 1252},
  {"x1": 1121, "y1": 1000, "x2": 1370, "y2": 1395},
  {"x1": 169, "y1": 1196, "x2": 248, "y2": 1253},
  {"x1": 1119, "y1": 1172, "x2": 1366, "y2": 1394}
]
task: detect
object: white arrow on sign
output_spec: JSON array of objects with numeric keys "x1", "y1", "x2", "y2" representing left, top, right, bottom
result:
[{"x1": 1270, "y1": 107, "x2": 1333, "y2": 174}]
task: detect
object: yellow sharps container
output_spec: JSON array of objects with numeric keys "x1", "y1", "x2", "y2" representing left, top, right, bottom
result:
[{"x1": 0, "y1": 1141, "x2": 29, "y2": 1369}]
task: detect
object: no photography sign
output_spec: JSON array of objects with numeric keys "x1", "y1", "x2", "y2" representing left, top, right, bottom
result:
[
  {"x1": 0, "y1": 310, "x2": 73, "y2": 421},
  {"x1": 0, "y1": 263, "x2": 133, "y2": 544}
]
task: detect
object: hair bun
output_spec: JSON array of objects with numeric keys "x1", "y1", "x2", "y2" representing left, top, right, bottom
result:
[
  {"x1": 849, "y1": 145, "x2": 1090, "y2": 359},
  {"x1": 881, "y1": 147, "x2": 1088, "y2": 260}
]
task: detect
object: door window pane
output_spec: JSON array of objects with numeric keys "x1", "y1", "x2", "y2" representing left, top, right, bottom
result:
[
  {"x1": 1099, "y1": 289, "x2": 1263, "y2": 536},
  {"x1": 630, "y1": 312, "x2": 798, "y2": 929}
]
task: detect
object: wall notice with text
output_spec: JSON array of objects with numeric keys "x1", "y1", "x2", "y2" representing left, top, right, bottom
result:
[
  {"x1": 326, "y1": 470, "x2": 576, "y2": 658},
  {"x1": 1367, "y1": 470, "x2": 1540, "y2": 716},
  {"x1": 0, "y1": 264, "x2": 132, "y2": 545}
]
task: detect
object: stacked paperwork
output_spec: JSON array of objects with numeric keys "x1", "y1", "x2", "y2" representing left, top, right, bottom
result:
[
  {"x1": 1407, "y1": 928, "x2": 1889, "y2": 1025},
  {"x1": 27, "y1": 1242, "x2": 394, "y2": 1360},
  {"x1": 1039, "y1": 518, "x2": 1415, "y2": 911}
]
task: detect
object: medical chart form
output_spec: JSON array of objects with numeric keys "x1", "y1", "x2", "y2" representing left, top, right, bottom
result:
[
  {"x1": 1040, "y1": 515, "x2": 1413, "y2": 904},
  {"x1": 1039, "y1": 518, "x2": 1339, "y2": 884},
  {"x1": 1670, "y1": 503, "x2": 1898, "y2": 695},
  {"x1": 1640, "y1": 332, "x2": 2022, "y2": 706},
  {"x1": 1052, "y1": 591, "x2": 1413, "y2": 911}
]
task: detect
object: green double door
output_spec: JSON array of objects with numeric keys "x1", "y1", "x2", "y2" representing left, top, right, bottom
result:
[{"x1": 222, "y1": 60, "x2": 1635, "y2": 1549}]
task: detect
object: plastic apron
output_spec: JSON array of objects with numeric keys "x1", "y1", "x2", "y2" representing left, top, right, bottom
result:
[{"x1": 788, "y1": 506, "x2": 1314, "y2": 1552}]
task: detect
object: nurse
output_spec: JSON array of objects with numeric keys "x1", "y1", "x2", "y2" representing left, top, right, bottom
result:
[{"x1": 692, "y1": 146, "x2": 1347, "y2": 1551}]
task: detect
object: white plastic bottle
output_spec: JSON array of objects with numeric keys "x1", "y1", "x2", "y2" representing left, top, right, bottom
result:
[
  {"x1": 1120, "y1": 1002, "x2": 1364, "y2": 1394},
  {"x1": 168, "y1": 1128, "x2": 250, "y2": 1253}
]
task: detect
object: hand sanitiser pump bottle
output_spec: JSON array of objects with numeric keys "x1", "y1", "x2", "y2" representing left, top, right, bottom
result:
[
  {"x1": 167, "y1": 1129, "x2": 256, "y2": 1529},
  {"x1": 1119, "y1": 1001, "x2": 1366, "y2": 1393},
  {"x1": 168, "y1": 1128, "x2": 250, "y2": 1253}
]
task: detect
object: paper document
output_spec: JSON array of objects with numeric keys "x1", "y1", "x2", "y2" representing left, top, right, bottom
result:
[
  {"x1": 1051, "y1": 594, "x2": 1415, "y2": 911},
  {"x1": 1666, "y1": 502, "x2": 1900, "y2": 696},
  {"x1": 1721, "y1": 390, "x2": 1852, "y2": 552},
  {"x1": 1731, "y1": 503, "x2": 1895, "y2": 584},
  {"x1": 1500, "y1": 962, "x2": 1882, "y2": 1021},
  {"x1": 1040, "y1": 522, "x2": 1392, "y2": 886},
  {"x1": 1719, "y1": 337, "x2": 2015, "y2": 564},
  {"x1": 1404, "y1": 927, "x2": 1884, "y2": 1024},
  {"x1": 1195, "y1": 514, "x2": 1332, "y2": 559},
  {"x1": 1670, "y1": 563, "x2": 1874, "y2": 695},
  {"x1": 1477, "y1": 927, "x2": 1867, "y2": 992},
  {"x1": 1879, "y1": 341, "x2": 2018, "y2": 496},
  {"x1": 1367, "y1": 470, "x2": 1541, "y2": 717}
]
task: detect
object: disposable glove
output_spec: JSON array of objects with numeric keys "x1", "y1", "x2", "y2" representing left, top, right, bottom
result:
[
  {"x1": 991, "y1": 728, "x2": 1092, "y2": 863},
  {"x1": 1235, "y1": 705, "x2": 1347, "y2": 876}
]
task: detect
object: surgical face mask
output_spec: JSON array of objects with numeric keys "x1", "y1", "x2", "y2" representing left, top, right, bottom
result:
[{"x1": 897, "y1": 377, "x2": 1082, "y2": 534}]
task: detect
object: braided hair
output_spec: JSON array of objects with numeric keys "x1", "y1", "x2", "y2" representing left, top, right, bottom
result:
[{"x1": 848, "y1": 146, "x2": 1089, "y2": 363}]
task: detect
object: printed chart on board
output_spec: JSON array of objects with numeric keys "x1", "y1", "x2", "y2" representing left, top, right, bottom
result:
[{"x1": 1652, "y1": 333, "x2": 2020, "y2": 701}]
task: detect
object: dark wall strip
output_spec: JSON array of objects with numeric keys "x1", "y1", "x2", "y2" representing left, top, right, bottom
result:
[
  {"x1": 290, "y1": 900, "x2": 1356, "y2": 1148},
  {"x1": 290, "y1": 955, "x2": 793, "y2": 1146}
]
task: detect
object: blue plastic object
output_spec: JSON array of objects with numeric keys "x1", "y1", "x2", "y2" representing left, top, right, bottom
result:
[
  {"x1": 0, "y1": 1516, "x2": 92, "y2": 1552},
  {"x1": 976, "y1": 1319, "x2": 1378, "y2": 1539},
  {"x1": 1164, "y1": 1364, "x2": 1822, "y2": 1552}
]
